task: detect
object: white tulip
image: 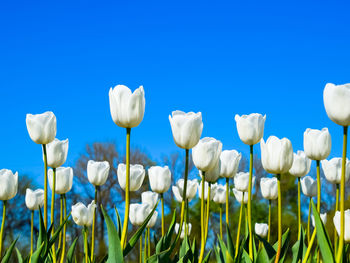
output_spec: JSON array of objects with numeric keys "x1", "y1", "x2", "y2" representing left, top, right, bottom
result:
[
  {"x1": 321, "y1": 158, "x2": 350, "y2": 184},
  {"x1": 175, "y1": 223, "x2": 192, "y2": 239},
  {"x1": 219, "y1": 150, "x2": 241, "y2": 178},
  {"x1": 172, "y1": 179, "x2": 198, "y2": 202},
  {"x1": 255, "y1": 223, "x2": 268, "y2": 238},
  {"x1": 109, "y1": 85, "x2": 145, "y2": 128},
  {"x1": 200, "y1": 160, "x2": 221, "y2": 183},
  {"x1": 312, "y1": 213, "x2": 327, "y2": 227},
  {"x1": 46, "y1": 138, "x2": 69, "y2": 168},
  {"x1": 213, "y1": 184, "x2": 226, "y2": 204},
  {"x1": 260, "y1": 177, "x2": 278, "y2": 200},
  {"x1": 148, "y1": 166, "x2": 171, "y2": 194},
  {"x1": 323, "y1": 83, "x2": 350, "y2": 126},
  {"x1": 234, "y1": 172, "x2": 255, "y2": 192},
  {"x1": 0, "y1": 169, "x2": 18, "y2": 200},
  {"x1": 87, "y1": 160, "x2": 110, "y2": 186},
  {"x1": 261, "y1": 136, "x2": 293, "y2": 174},
  {"x1": 71, "y1": 200, "x2": 96, "y2": 227},
  {"x1": 147, "y1": 210, "x2": 158, "y2": 228},
  {"x1": 333, "y1": 210, "x2": 350, "y2": 242},
  {"x1": 117, "y1": 164, "x2": 145, "y2": 192},
  {"x1": 129, "y1": 203, "x2": 150, "y2": 226},
  {"x1": 25, "y1": 189, "x2": 44, "y2": 210},
  {"x1": 303, "y1": 128, "x2": 331, "y2": 161},
  {"x1": 301, "y1": 176, "x2": 317, "y2": 197},
  {"x1": 289, "y1": 151, "x2": 311, "y2": 178},
  {"x1": 169, "y1": 111, "x2": 203, "y2": 149},
  {"x1": 235, "y1": 113, "x2": 266, "y2": 145},
  {"x1": 48, "y1": 167, "x2": 73, "y2": 194},
  {"x1": 26, "y1": 111, "x2": 56, "y2": 145},
  {"x1": 141, "y1": 191, "x2": 159, "y2": 208},
  {"x1": 232, "y1": 188, "x2": 248, "y2": 204},
  {"x1": 198, "y1": 182, "x2": 217, "y2": 201},
  {"x1": 192, "y1": 137, "x2": 222, "y2": 172}
]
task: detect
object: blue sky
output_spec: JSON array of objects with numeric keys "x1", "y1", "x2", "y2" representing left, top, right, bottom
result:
[{"x1": 1, "y1": 0, "x2": 350, "y2": 182}]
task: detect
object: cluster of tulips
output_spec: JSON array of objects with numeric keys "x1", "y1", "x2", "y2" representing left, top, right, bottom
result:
[{"x1": 0, "y1": 83, "x2": 350, "y2": 263}]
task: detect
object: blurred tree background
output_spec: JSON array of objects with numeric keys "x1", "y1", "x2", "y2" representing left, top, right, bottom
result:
[{"x1": 3, "y1": 141, "x2": 349, "y2": 261}]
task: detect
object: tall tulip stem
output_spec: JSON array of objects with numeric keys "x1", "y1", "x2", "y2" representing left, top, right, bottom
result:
[
  {"x1": 30, "y1": 210, "x2": 34, "y2": 259},
  {"x1": 275, "y1": 174, "x2": 282, "y2": 263},
  {"x1": 297, "y1": 177, "x2": 301, "y2": 240},
  {"x1": 201, "y1": 173, "x2": 205, "y2": 245},
  {"x1": 144, "y1": 230, "x2": 147, "y2": 262},
  {"x1": 139, "y1": 236, "x2": 142, "y2": 263},
  {"x1": 337, "y1": 126, "x2": 348, "y2": 262},
  {"x1": 247, "y1": 145, "x2": 254, "y2": 260},
  {"x1": 199, "y1": 182, "x2": 211, "y2": 262},
  {"x1": 179, "y1": 149, "x2": 189, "y2": 240},
  {"x1": 58, "y1": 195, "x2": 63, "y2": 251},
  {"x1": 121, "y1": 128, "x2": 131, "y2": 248},
  {"x1": 334, "y1": 184, "x2": 339, "y2": 252},
  {"x1": 226, "y1": 178, "x2": 229, "y2": 226},
  {"x1": 268, "y1": 200, "x2": 271, "y2": 243},
  {"x1": 147, "y1": 228, "x2": 151, "y2": 257},
  {"x1": 83, "y1": 226, "x2": 89, "y2": 263},
  {"x1": 235, "y1": 201, "x2": 243, "y2": 258},
  {"x1": 307, "y1": 198, "x2": 311, "y2": 243},
  {"x1": 42, "y1": 144, "x2": 48, "y2": 229},
  {"x1": 316, "y1": 160, "x2": 321, "y2": 212},
  {"x1": 160, "y1": 193, "x2": 165, "y2": 236},
  {"x1": 51, "y1": 168, "x2": 57, "y2": 263},
  {"x1": 219, "y1": 205, "x2": 223, "y2": 240},
  {"x1": 91, "y1": 186, "x2": 99, "y2": 261},
  {"x1": 0, "y1": 201, "x2": 6, "y2": 259},
  {"x1": 60, "y1": 194, "x2": 67, "y2": 263}
]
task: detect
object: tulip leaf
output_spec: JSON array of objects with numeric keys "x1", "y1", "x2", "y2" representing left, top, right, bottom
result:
[
  {"x1": 202, "y1": 250, "x2": 212, "y2": 263},
  {"x1": 191, "y1": 239, "x2": 198, "y2": 263},
  {"x1": 30, "y1": 243, "x2": 45, "y2": 263},
  {"x1": 178, "y1": 235, "x2": 193, "y2": 263},
  {"x1": 292, "y1": 226, "x2": 306, "y2": 263},
  {"x1": 66, "y1": 237, "x2": 79, "y2": 263},
  {"x1": 123, "y1": 200, "x2": 159, "y2": 257},
  {"x1": 256, "y1": 235, "x2": 276, "y2": 260},
  {"x1": 214, "y1": 245, "x2": 225, "y2": 263},
  {"x1": 114, "y1": 207, "x2": 122, "y2": 240},
  {"x1": 217, "y1": 234, "x2": 234, "y2": 263},
  {"x1": 48, "y1": 212, "x2": 71, "y2": 248},
  {"x1": 15, "y1": 248, "x2": 23, "y2": 263},
  {"x1": 272, "y1": 228, "x2": 291, "y2": 262},
  {"x1": 101, "y1": 205, "x2": 124, "y2": 263},
  {"x1": 1, "y1": 237, "x2": 18, "y2": 263},
  {"x1": 256, "y1": 246, "x2": 269, "y2": 263},
  {"x1": 225, "y1": 223, "x2": 235, "y2": 258},
  {"x1": 36, "y1": 208, "x2": 48, "y2": 255},
  {"x1": 311, "y1": 200, "x2": 335, "y2": 263}
]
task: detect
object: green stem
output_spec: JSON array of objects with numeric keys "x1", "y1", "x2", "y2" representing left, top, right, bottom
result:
[
  {"x1": 121, "y1": 128, "x2": 131, "y2": 248},
  {"x1": 161, "y1": 193, "x2": 165, "y2": 236},
  {"x1": 139, "y1": 234, "x2": 142, "y2": 263},
  {"x1": 83, "y1": 226, "x2": 88, "y2": 263},
  {"x1": 335, "y1": 184, "x2": 339, "y2": 253},
  {"x1": 91, "y1": 186, "x2": 99, "y2": 261},
  {"x1": 0, "y1": 201, "x2": 6, "y2": 259},
  {"x1": 178, "y1": 149, "x2": 189, "y2": 241},
  {"x1": 337, "y1": 126, "x2": 348, "y2": 263},
  {"x1": 302, "y1": 229, "x2": 317, "y2": 263},
  {"x1": 235, "y1": 201, "x2": 243, "y2": 258},
  {"x1": 220, "y1": 205, "x2": 223, "y2": 240},
  {"x1": 307, "y1": 198, "x2": 311, "y2": 243},
  {"x1": 30, "y1": 210, "x2": 34, "y2": 259},
  {"x1": 185, "y1": 199, "x2": 189, "y2": 236},
  {"x1": 298, "y1": 177, "x2": 301, "y2": 240},
  {"x1": 201, "y1": 173, "x2": 205, "y2": 245},
  {"x1": 51, "y1": 168, "x2": 57, "y2": 263},
  {"x1": 147, "y1": 228, "x2": 150, "y2": 258},
  {"x1": 199, "y1": 182, "x2": 211, "y2": 262},
  {"x1": 274, "y1": 174, "x2": 282, "y2": 263},
  {"x1": 226, "y1": 178, "x2": 229, "y2": 226},
  {"x1": 316, "y1": 160, "x2": 321, "y2": 212},
  {"x1": 248, "y1": 145, "x2": 254, "y2": 260},
  {"x1": 42, "y1": 144, "x2": 48, "y2": 229},
  {"x1": 144, "y1": 230, "x2": 147, "y2": 262},
  {"x1": 58, "y1": 195, "x2": 63, "y2": 251},
  {"x1": 268, "y1": 200, "x2": 271, "y2": 243},
  {"x1": 60, "y1": 194, "x2": 67, "y2": 263}
]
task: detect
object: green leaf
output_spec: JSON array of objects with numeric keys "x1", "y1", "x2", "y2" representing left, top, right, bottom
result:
[
  {"x1": 114, "y1": 207, "x2": 122, "y2": 240},
  {"x1": 30, "y1": 243, "x2": 45, "y2": 263},
  {"x1": 179, "y1": 235, "x2": 191, "y2": 260},
  {"x1": 217, "y1": 235, "x2": 234, "y2": 263},
  {"x1": 1, "y1": 238, "x2": 18, "y2": 263},
  {"x1": 101, "y1": 206, "x2": 124, "y2": 263},
  {"x1": 256, "y1": 246, "x2": 270, "y2": 263},
  {"x1": 226, "y1": 223, "x2": 235, "y2": 258},
  {"x1": 311, "y1": 200, "x2": 335, "y2": 263},
  {"x1": 202, "y1": 250, "x2": 212, "y2": 263},
  {"x1": 292, "y1": 227, "x2": 306, "y2": 263},
  {"x1": 66, "y1": 237, "x2": 79, "y2": 263},
  {"x1": 272, "y1": 228, "x2": 291, "y2": 262},
  {"x1": 256, "y1": 235, "x2": 275, "y2": 260},
  {"x1": 15, "y1": 248, "x2": 23, "y2": 263},
  {"x1": 48, "y1": 213, "x2": 71, "y2": 248},
  {"x1": 36, "y1": 208, "x2": 48, "y2": 255}
]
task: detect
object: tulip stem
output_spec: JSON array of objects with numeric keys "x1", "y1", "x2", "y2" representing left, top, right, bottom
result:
[
  {"x1": 316, "y1": 160, "x2": 321, "y2": 212},
  {"x1": 297, "y1": 177, "x2": 301, "y2": 240},
  {"x1": 185, "y1": 199, "x2": 189, "y2": 236},
  {"x1": 247, "y1": 145, "x2": 254, "y2": 260},
  {"x1": 226, "y1": 178, "x2": 229, "y2": 226},
  {"x1": 302, "y1": 229, "x2": 317, "y2": 263},
  {"x1": 51, "y1": 168, "x2": 57, "y2": 263},
  {"x1": 334, "y1": 184, "x2": 339, "y2": 252},
  {"x1": 307, "y1": 197, "x2": 311, "y2": 243},
  {"x1": 91, "y1": 186, "x2": 99, "y2": 261},
  {"x1": 235, "y1": 200, "x2": 243, "y2": 258},
  {"x1": 121, "y1": 128, "x2": 131, "y2": 248},
  {"x1": 83, "y1": 226, "x2": 89, "y2": 263},
  {"x1": 60, "y1": 194, "x2": 67, "y2": 263},
  {"x1": 220, "y1": 205, "x2": 223, "y2": 240},
  {"x1": 139, "y1": 234, "x2": 142, "y2": 263},
  {"x1": 337, "y1": 126, "x2": 348, "y2": 263},
  {"x1": 147, "y1": 228, "x2": 151, "y2": 258},
  {"x1": 268, "y1": 200, "x2": 271, "y2": 243},
  {"x1": 144, "y1": 229, "x2": 147, "y2": 262},
  {"x1": 274, "y1": 174, "x2": 282, "y2": 263},
  {"x1": 42, "y1": 144, "x2": 48, "y2": 229},
  {"x1": 0, "y1": 201, "x2": 6, "y2": 259},
  {"x1": 201, "y1": 173, "x2": 205, "y2": 245},
  {"x1": 199, "y1": 182, "x2": 211, "y2": 262},
  {"x1": 178, "y1": 149, "x2": 189, "y2": 242},
  {"x1": 30, "y1": 210, "x2": 34, "y2": 260},
  {"x1": 58, "y1": 195, "x2": 63, "y2": 251},
  {"x1": 160, "y1": 193, "x2": 165, "y2": 236}
]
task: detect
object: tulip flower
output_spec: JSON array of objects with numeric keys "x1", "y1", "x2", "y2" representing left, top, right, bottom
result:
[
  {"x1": 146, "y1": 210, "x2": 158, "y2": 228},
  {"x1": 145, "y1": 210, "x2": 158, "y2": 259},
  {"x1": 255, "y1": 223, "x2": 269, "y2": 238},
  {"x1": 117, "y1": 164, "x2": 145, "y2": 192},
  {"x1": 175, "y1": 223, "x2": 192, "y2": 239},
  {"x1": 322, "y1": 158, "x2": 350, "y2": 185},
  {"x1": 232, "y1": 188, "x2": 248, "y2": 204},
  {"x1": 333, "y1": 210, "x2": 350, "y2": 242},
  {"x1": 260, "y1": 177, "x2": 277, "y2": 242},
  {"x1": 48, "y1": 167, "x2": 73, "y2": 195},
  {"x1": 148, "y1": 165, "x2": 171, "y2": 236},
  {"x1": 232, "y1": 187, "x2": 247, "y2": 257},
  {"x1": 304, "y1": 128, "x2": 331, "y2": 161},
  {"x1": 192, "y1": 137, "x2": 222, "y2": 172},
  {"x1": 141, "y1": 191, "x2": 159, "y2": 208},
  {"x1": 46, "y1": 138, "x2": 69, "y2": 168},
  {"x1": 198, "y1": 182, "x2": 217, "y2": 201},
  {"x1": 200, "y1": 160, "x2": 221, "y2": 183},
  {"x1": 312, "y1": 213, "x2": 327, "y2": 228},
  {"x1": 301, "y1": 175, "x2": 317, "y2": 242},
  {"x1": 234, "y1": 172, "x2": 256, "y2": 192},
  {"x1": 172, "y1": 179, "x2": 198, "y2": 203},
  {"x1": 129, "y1": 203, "x2": 150, "y2": 226},
  {"x1": 212, "y1": 184, "x2": 226, "y2": 239}
]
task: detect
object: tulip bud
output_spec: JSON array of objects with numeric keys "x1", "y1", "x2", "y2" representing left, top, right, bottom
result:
[
  {"x1": 129, "y1": 203, "x2": 150, "y2": 226},
  {"x1": 260, "y1": 177, "x2": 278, "y2": 200},
  {"x1": 323, "y1": 83, "x2": 350, "y2": 126},
  {"x1": 148, "y1": 166, "x2": 171, "y2": 194},
  {"x1": 289, "y1": 151, "x2": 311, "y2": 177},
  {"x1": 212, "y1": 184, "x2": 226, "y2": 204},
  {"x1": 109, "y1": 85, "x2": 145, "y2": 128},
  {"x1": 141, "y1": 191, "x2": 159, "y2": 208},
  {"x1": 147, "y1": 210, "x2": 158, "y2": 228},
  {"x1": 117, "y1": 164, "x2": 145, "y2": 192},
  {"x1": 234, "y1": 172, "x2": 255, "y2": 192},
  {"x1": 235, "y1": 113, "x2": 266, "y2": 145},
  {"x1": 46, "y1": 138, "x2": 69, "y2": 168},
  {"x1": 219, "y1": 150, "x2": 241, "y2": 178},
  {"x1": 172, "y1": 179, "x2": 198, "y2": 202},
  {"x1": 301, "y1": 176, "x2": 317, "y2": 197},
  {"x1": 321, "y1": 158, "x2": 350, "y2": 184},
  {"x1": 175, "y1": 223, "x2": 192, "y2": 239},
  {"x1": 261, "y1": 136, "x2": 293, "y2": 174},
  {"x1": 333, "y1": 210, "x2": 350, "y2": 242},
  {"x1": 198, "y1": 182, "x2": 217, "y2": 201},
  {"x1": 71, "y1": 200, "x2": 96, "y2": 227},
  {"x1": 192, "y1": 137, "x2": 222, "y2": 172},
  {"x1": 26, "y1": 111, "x2": 56, "y2": 145},
  {"x1": 232, "y1": 188, "x2": 248, "y2": 204},
  {"x1": 0, "y1": 169, "x2": 18, "y2": 200},
  {"x1": 312, "y1": 213, "x2": 327, "y2": 228},
  {"x1": 169, "y1": 111, "x2": 203, "y2": 149},
  {"x1": 87, "y1": 160, "x2": 110, "y2": 186},
  {"x1": 255, "y1": 223, "x2": 268, "y2": 238},
  {"x1": 303, "y1": 128, "x2": 331, "y2": 161},
  {"x1": 48, "y1": 167, "x2": 73, "y2": 194},
  {"x1": 25, "y1": 189, "x2": 44, "y2": 210}
]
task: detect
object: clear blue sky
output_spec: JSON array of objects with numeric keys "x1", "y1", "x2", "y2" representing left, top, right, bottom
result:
[{"x1": 1, "y1": 0, "x2": 350, "y2": 182}]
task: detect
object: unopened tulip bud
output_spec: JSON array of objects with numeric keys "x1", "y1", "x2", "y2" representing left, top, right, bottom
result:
[
  {"x1": 0, "y1": 169, "x2": 18, "y2": 201},
  {"x1": 26, "y1": 111, "x2": 56, "y2": 145},
  {"x1": 260, "y1": 177, "x2": 278, "y2": 200},
  {"x1": 219, "y1": 150, "x2": 241, "y2": 178},
  {"x1": 301, "y1": 176, "x2": 317, "y2": 197},
  {"x1": 48, "y1": 167, "x2": 73, "y2": 194},
  {"x1": 25, "y1": 189, "x2": 44, "y2": 210},
  {"x1": 148, "y1": 166, "x2": 171, "y2": 194},
  {"x1": 192, "y1": 137, "x2": 222, "y2": 172},
  {"x1": 87, "y1": 160, "x2": 110, "y2": 186},
  {"x1": 46, "y1": 138, "x2": 69, "y2": 168},
  {"x1": 255, "y1": 223, "x2": 268, "y2": 238},
  {"x1": 289, "y1": 151, "x2": 311, "y2": 178},
  {"x1": 117, "y1": 164, "x2": 145, "y2": 192},
  {"x1": 235, "y1": 113, "x2": 266, "y2": 145},
  {"x1": 303, "y1": 128, "x2": 331, "y2": 161}
]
